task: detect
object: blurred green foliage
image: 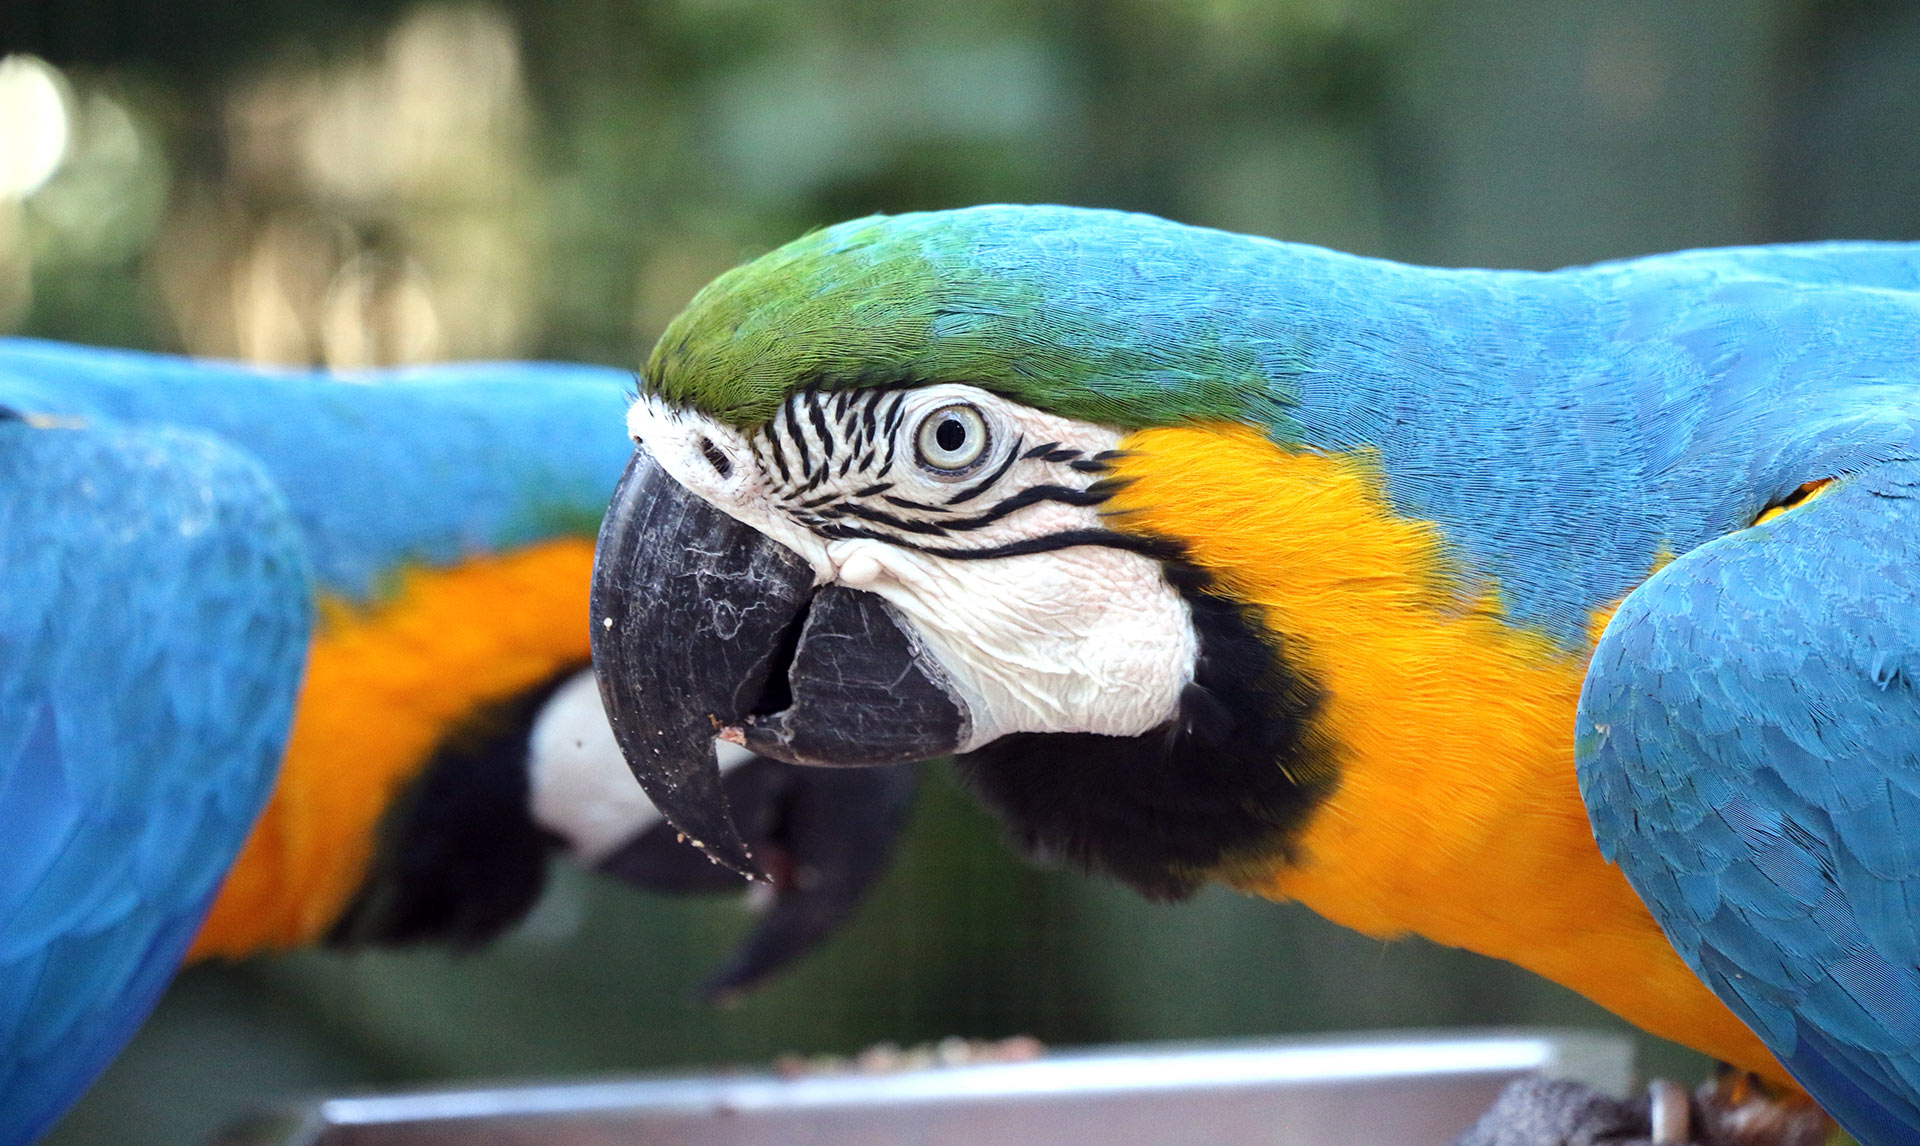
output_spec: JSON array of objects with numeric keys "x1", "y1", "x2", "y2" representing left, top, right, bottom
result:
[{"x1": 8, "y1": 0, "x2": 1920, "y2": 1141}]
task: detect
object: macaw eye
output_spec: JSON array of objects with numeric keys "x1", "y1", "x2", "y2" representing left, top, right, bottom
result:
[{"x1": 913, "y1": 403, "x2": 989, "y2": 476}]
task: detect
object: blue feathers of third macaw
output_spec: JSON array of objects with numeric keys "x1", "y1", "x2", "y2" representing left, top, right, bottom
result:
[
  {"x1": 0, "y1": 417, "x2": 309, "y2": 1146},
  {"x1": 0, "y1": 338, "x2": 633, "y2": 1146}
]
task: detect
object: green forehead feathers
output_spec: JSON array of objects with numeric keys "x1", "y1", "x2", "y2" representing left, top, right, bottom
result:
[
  {"x1": 643, "y1": 209, "x2": 1284, "y2": 431},
  {"x1": 646, "y1": 218, "x2": 943, "y2": 424}
]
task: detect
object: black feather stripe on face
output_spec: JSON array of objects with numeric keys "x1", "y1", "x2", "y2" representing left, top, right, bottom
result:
[
  {"x1": 326, "y1": 667, "x2": 578, "y2": 950},
  {"x1": 747, "y1": 385, "x2": 1123, "y2": 559},
  {"x1": 951, "y1": 565, "x2": 1337, "y2": 901}
]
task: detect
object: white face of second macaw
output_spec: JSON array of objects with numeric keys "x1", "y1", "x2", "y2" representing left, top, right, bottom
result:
[
  {"x1": 526, "y1": 669, "x2": 755, "y2": 862},
  {"x1": 628, "y1": 385, "x2": 1196, "y2": 750}
]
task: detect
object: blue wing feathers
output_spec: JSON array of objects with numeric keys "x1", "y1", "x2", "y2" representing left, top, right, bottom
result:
[
  {"x1": 12, "y1": 907, "x2": 211, "y2": 1143},
  {"x1": 1579, "y1": 462, "x2": 1920, "y2": 1146},
  {"x1": 0, "y1": 708, "x2": 81, "y2": 961},
  {"x1": 0, "y1": 421, "x2": 311, "y2": 1146},
  {"x1": 1791, "y1": 1025, "x2": 1920, "y2": 1146}
]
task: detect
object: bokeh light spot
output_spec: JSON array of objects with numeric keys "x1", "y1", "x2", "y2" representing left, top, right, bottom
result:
[{"x1": 0, "y1": 55, "x2": 71, "y2": 202}]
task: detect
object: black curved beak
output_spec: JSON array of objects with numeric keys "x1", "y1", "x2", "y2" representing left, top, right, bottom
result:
[
  {"x1": 597, "y1": 756, "x2": 920, "y2": 1002},
  {"x1": 590, "y1": 444, "x2": 967, "y2": 879}
]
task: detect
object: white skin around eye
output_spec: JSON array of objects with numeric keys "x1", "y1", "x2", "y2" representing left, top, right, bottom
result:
[{"x1": 629, "y1": 389, "x2": 1196, "y2": 749}]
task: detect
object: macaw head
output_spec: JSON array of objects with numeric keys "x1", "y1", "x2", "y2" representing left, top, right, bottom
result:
[{"x1": 593, "y1": 205, "x2": 1338, "y2": 901}]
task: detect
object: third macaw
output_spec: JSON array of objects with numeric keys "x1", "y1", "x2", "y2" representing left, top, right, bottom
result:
[
  {"x1": 586, "y1": 206, "x2": 1920, "y2": 1145},
  {"x1": 0, "y1": 338, "x2": 915, "y2": 1146}
]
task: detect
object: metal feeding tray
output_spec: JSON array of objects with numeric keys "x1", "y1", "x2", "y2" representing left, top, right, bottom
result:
[{"x1": 231, "y1": 1029, "x2": 1633, "y2": 1146}]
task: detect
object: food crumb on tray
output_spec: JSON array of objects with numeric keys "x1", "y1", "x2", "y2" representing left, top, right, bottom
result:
[{"x1": 774, "y1": 1036, "x2": 1045, "y2": 1078}]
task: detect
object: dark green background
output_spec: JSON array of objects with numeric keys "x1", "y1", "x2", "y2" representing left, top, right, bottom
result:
[{"x1": 4, "y1": 1, "x2": 1914, "y2": 1141}]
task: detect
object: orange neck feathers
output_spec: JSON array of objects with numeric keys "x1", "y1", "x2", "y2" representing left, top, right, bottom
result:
[
  {"x1": 1105, "y1": 423, "x2": 1787, "y2": 1085},
  {"x1": 189, "y1": 539, "x2": 597, "y2": 959}
]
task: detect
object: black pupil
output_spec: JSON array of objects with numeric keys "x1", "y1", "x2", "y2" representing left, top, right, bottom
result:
[{"x1": 935, "y1": 416, "x2": 968, "y2": 453}]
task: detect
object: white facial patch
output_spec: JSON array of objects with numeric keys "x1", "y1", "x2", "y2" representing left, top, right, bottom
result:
[
  {"x1": 528, "y1": 669, "x2": 756, "y2": 862},
  {"x1": 629, "y1": 386, "x2": 1197, "y2": 750},
  {"x1": 843, "y1": 537, "x2": 1195, "y2": 749}
]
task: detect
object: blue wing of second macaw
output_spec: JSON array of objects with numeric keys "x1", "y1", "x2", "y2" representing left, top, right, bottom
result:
[
  {"x1": 1578, "y1": 461, "x2": 1920, "y2": 1146},
  {"x1": 0, "y1": 337, "x2": 635, "y2": 603},
  {"x1": 0, "y1": 413, "x2": 311, "y2": 1146}
]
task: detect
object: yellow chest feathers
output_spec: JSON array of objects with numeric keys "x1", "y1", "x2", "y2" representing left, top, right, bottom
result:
[
  {"x1": 189, "y1": 539, "x2": 596, "y2": 959},
  {"x1": 1104, "y1": 424, "x2": 1785, "y2": 1085}
]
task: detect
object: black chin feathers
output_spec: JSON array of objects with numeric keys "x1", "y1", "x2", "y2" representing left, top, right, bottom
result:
[
  {"x1": 952, "y1": 566, "x2": 1334, "y2": 901},
  {"x1": 326, "y1": 669, "x2": 576, "y2": 951}
]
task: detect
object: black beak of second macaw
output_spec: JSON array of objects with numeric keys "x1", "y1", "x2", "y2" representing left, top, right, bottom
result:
[
  {"x1": 596, "y1": 755, "x2": 921, "y2": 1001},
  {"x1": 590, "y1": 444, "x2": 968, "y2": 878}
]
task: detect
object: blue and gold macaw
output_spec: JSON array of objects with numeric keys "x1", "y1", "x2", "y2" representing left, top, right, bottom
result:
[
  {"x1": 584, "y1": 206, "x2": 1920, "y2": 1145},
  {"x1": 0, "y1": 338, "x2": 915, "y2": 1146}
]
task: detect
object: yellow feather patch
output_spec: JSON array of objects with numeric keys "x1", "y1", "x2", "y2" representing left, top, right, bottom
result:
[
  {"x1": 189, "y1": 539, "x2": 596, "y2": 959},
  {"x1": 1105, "y1": 423, "x2": 1789, "y2": 1086},
  {"x1": 1755, "y1": 478, "x2": 1832, "y2": 526}
]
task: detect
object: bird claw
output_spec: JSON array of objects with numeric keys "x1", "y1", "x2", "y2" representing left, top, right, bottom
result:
[
  {"x1": 1649, "y1": 1079, "x2": 1691, "y2": 1144},
  {"x1": 1689, "y1": 1070, "x2": 1831, "y2": 1146},
  {"x1": 1450, "y1": 1072, "x2": 1834, "y2": 1146}
]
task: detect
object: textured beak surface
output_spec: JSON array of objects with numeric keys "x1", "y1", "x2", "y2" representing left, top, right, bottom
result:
[
  {"x1": 591, "y1": 445, "x2": 814, "y2": 876},
  {"x1": 737, "y1": 583, "x2": 969, "y2": 768},
  {"x1": 590, "y1": 445, "x2": 966, "y2": 878}
]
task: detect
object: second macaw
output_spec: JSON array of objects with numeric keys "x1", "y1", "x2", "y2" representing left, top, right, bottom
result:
[
  {"x1": 0, "y1": 339, "x2": 915, "y2": 1146},
  {"x1": 585, "y1": 206, "x2": 1920, "y2": 1145}
]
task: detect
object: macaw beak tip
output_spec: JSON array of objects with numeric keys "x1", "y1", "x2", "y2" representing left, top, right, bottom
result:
[
  {"x1": 600, "y1": 723, "x2": 765, "y2": 879},
  {"x1": 596, "y1": 755, "x2": 923, "y2": 999}
]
